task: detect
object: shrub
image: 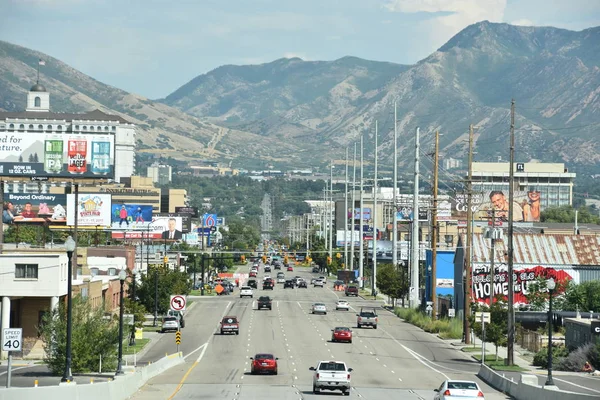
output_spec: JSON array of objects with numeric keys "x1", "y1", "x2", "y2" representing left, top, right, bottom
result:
[
  {"x1": 394, "y1": 307, "x2": 462, "y2": 339},
  {"x1": 533, "y1": 345, "x2": 569, "y2": 369},
  {"x1": 557, "y1": 343, "x2": 597, "y2": 371}
]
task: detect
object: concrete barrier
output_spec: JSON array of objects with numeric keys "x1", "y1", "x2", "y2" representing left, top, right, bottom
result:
[
  {"x1": 478, "y1": 364, "x2": 600, "y2": 400},
  {"x1": 0, "y1": 352, "x2": 184, "y2": 400}
]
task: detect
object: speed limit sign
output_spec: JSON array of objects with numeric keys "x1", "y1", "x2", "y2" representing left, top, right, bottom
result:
[{"x1": 2, "y1": 328, "x2": 22, "y2": 352}]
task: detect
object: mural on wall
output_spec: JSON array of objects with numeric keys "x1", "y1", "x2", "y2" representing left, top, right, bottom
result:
[{"x1": 471, "y1": 264, "x2": 576, "y2": 305}]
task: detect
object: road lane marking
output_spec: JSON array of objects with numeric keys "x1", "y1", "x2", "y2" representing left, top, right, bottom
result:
[
  {"x1": 0, "y1": 365, "x2": 33, "y2": 376},
  {"x1": 168, "y1": 342, "x2": 209, "y2": 399},
  {"x1": 183, "y1": 342, "x2": 208, "y2": 360},
  {"x1": 553, "y1": 377, "x2": 600, "y2": 394}
]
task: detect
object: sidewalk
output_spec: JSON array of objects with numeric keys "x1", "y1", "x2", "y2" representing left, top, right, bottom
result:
[{"x1": 448, "y1": 337, "x2": 535, "y2": 373}]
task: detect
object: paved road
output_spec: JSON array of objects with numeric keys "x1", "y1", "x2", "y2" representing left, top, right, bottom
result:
[{"x1": 131, "y1": 267, "x2": 511, "y2": 400}]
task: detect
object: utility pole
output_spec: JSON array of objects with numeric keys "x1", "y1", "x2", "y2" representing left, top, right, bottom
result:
[
  {"x1": 507, "y1": 99, "x2": 516, "y2": 365},
  {"x1": 329, "y1": 162, "x2": 333, "y2": 259},
  {"x1": 465, "y1": 124, "x2": 474, "y2": 344},
  {"x1": 489, "y1": 208, "x2": 496, "y2": 307},
  {"x1": 372, "y1": 121, "x2": 378, "y2": 296},
  {"x1": 350, "y1": 143, "x2": 357, "y2": 272},
  {"x1": 431, "y1": 130, "x2": 439, "y2": 320},
  {"x1": 392, "y1": 102, "x2": 398, "y2": 270},
  {"x1": 410, "y1": 127, "x2": 420, "y2": 308},
  {"x1": 359, "y1": 134, "x2": 365, "y2": 289},
  {"x1": 344, "y1": 147, "x2": 349, "y2": 269}
]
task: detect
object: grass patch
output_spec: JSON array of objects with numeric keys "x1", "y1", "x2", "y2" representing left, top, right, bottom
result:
[
  {"x1": 143, "y1": 326, "x2": 162, "y2": 332},
  {"x1": 471, "y1": 354, "x2": 527, "y2": 371},
  {"x1": 462, "y1": 346, "x2": 482, "y2": 353},
  {"x1": 190, "y1": 289, "x2": 217, "y2": 296},
  {"x1": 395, "y1": 307, "x2": 462, "y2": 339},
  {"x1": 122, "y1": 338, "x2": 150, "y2": 355}
]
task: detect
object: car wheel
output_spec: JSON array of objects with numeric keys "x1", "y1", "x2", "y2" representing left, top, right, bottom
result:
[
  {"x1": 220, "y1": 330, "x2": 224, "y2": 335},
  {"x1": 269, "y1": 307, "x2": 272, "y2": 310},
  {"x1": 324, "y1": 312, "x2": 327, "y2": 315},
  {"x1": 160, "y1": 329, "x2": 164, "y2": 333},
  {"x1": 357, "y1": 324, "x2": 361, "y2": 328},
  {"x1": 343, "y1": 389, "x2": 350, "y2": 396},
  {"x1": 236, "y1": 331, "x2": 239, "y2": 335},
  {"x1": 349, "y1": 339, "x2": 352, "y2": 343},
  {"x1": 313, "y1": 385, "x2": 320, "y2": 394},
  {"x1": 273, "y1": 369, "x2": 278, "y2": 375},
  {"x1": 240, "y1": 296, "x2": 243, "y2": 298},
  {"x1": 374, "y1": 325, "x2": 378, "y2": 330}
]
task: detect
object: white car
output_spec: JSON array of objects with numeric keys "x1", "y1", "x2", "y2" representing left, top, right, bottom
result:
[
  {"x1": 314, "y1": 279, "x2": 324, "y2": 287},
  {"x1": 240, "y1": 286, "x2": 254, "y2": 298},
  {"x1": 263, "y1": 275, "x2": 271, "y2": 281},
  {"x1": 335, "y1": 300, "x2": 350, "y2": 311},
  {"x1": 278, "y1": 276, "x2": 286, "y2": 283},
  {"x1": 311, "y1": 303, "x2": 327, "y2": 315},
  {"x1": 311, "y1": 360, "x2": 352, "y2": 395},
  {"x1": 434, "y1": 380, "x2": 485, "y2": 400},
  {"x1": 319, "y1": 276, "x2": 327, "y2": 284}
]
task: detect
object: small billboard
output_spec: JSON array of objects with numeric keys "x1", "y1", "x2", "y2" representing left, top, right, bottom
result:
[
  {"x1": 111, "y1": 216, "x2": 183, "y2": 240},
  {"x1": 0, "y1": 132, "x2": 115, "y2": 179},
  {"x1": 110, "y1": 204, "x2": 153, "y2": 229},
  {"x1": 6, "y1": 192, "x2": 67, "y2": 222},
  {"x1": 67, "y1": 193, "x2": 112, "y2": 226},
  {"x1": 175, "y1": 206, "x2": 198, "y2": 218},
  {"x1": 157, "y1": 213, "x2": 191, "y2": 233}
]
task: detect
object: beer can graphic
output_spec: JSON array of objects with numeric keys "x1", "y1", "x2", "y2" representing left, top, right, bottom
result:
[
  {"x1": 67, "y1": 139, "x2": 88, "y2": 174},
  {"x1": 44, "y1": 139, "x2": 63, "y2": 174},
  {"x1": 91, "y1": 140, "x2": 111, "y2": 175}
]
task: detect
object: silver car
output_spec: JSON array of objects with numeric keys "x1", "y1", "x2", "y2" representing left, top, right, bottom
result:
[
  {"x1": 313, "y1": 279, "x2": 324, "y2": 287},
  {"x1": 161, "y1": 316, "x2": 180, "y2": 333},
  {"x1": 312, "y1": 303, "x2": 327, "y2": 315}
]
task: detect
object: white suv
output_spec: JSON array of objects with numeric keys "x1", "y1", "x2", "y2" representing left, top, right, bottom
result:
[{"x1": 240, "y1": 286, "x2": 254, "y2": 298}]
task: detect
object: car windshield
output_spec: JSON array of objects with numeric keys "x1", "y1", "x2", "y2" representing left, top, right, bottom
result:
[
  {"x1": 319, "y1": 362, "x2": 346, "y2": 371},
  {"x1": 223, "y1": 317, "x2": 237, "y2": 324},
  {"x1": 259, "y1": 296, "x2": 270, "y2": 300},
  {"x1": 241, "y1": 286, "x2": 251, "y2": 290},
  {"x1": 337, "y1": 301, "x2": 348, "y2": 304},
  {"x1": 335, "y1": 327, "x2": 350, "y2": 332},
  {"x1": 314, "y1": 303, "x2": 325, "y2": 307},
  {"x1": 164, "y1": 317, "x2": 177, "y2": 322},
  {"x1": 447, "y1": 381, "x2": 478, "y2": 390},
  {"x1": 361, "y1": 312, "x2": 376, "y2": 317},
  {"x1": 255, "y1": 354, "x2": 274, "y2": 360}
]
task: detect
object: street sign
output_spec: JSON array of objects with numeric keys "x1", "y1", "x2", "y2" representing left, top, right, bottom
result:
[
  {"x1": 2, "y1": 328, "x2": 22, "y2": 352},
  {"x1": 216, "y1": 217, "x2": 224, "y2": 226},
  {"x1": 203, "y1": 214, "x2": 217, "y2": 227},
  {"x1": 210, "y1": 226, "x2": 217, "y2": 233},
  {"x1": 448, "y1": 308, "x2": 456, "y2": 318},
  {"x1": 170, "y1": 295, "x2": 187, "y2": 311},
  {"x1": 475, "y1": 311, "x2": 490, "y2": 323},
  {"x1": 214, "y1": 284, "x2": 224, "y2": 294},
  {"x1": 175, "y1": 330, "x2": 181, "y2": 345}
]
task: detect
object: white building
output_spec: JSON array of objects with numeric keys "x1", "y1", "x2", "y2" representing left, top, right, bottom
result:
[
  {"x1": 0, "y1": 82, "x2": 136, "y2": 188},
  {"x1": 0, "y1": 253, "x2": 68, "y2": 356},
  {"x1": 147, "y1": 163, "x2": 172, "y2": 185}
]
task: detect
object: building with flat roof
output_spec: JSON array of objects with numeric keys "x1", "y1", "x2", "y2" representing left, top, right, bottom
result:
[{"x1": 471, "y1": 162, "x2": 575, "y2": 210}]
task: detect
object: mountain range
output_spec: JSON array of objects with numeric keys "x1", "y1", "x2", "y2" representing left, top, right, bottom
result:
[{"x1": 1, "y1": 21, "x2": 599, "y2": 172}]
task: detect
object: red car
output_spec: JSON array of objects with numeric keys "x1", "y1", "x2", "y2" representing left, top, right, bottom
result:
[
  {"x1": 250, "y1": 353, "x2": 278, "y2": 375},
  {"x1": 287, "y1": 266, "x2": 294, "y2": 271},
  {"x1": 331, "y1": 327, "x2": 353, "y2": 343},
  {"x1": 249, "y1": 271, "x2": 257, "y2": 277}
]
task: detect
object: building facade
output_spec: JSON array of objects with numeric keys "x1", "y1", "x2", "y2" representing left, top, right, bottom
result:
[
  {"x1": 147, "y1": 163, "x2": 172, "y2": 185},
  {"x1": 471, "y1": 162, "x2": 576, "y2": 210},
  {"x1": 0, "y1": 83, "x2": 136, "y2": 185}
]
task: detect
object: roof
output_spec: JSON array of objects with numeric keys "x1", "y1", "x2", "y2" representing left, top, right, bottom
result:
[
  {"x1": 0, "y1": 108, "x2": 131, "y2": 124},
  {"x1": 461, "y1": 233, "x2": 600, "y2": 266},
  {"x1": 30, "y1": 83, "x2": 46, "y2": 92}
]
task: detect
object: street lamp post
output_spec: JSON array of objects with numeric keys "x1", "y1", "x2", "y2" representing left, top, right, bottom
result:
[
  {"x1": 545, "y1": 278, "x2": 556, "y2": 386},
  {"x1": 116, "y1": 268, "x2": 127, "y2": 376},
  {"x1": 61, "y1": 236, "x2": 76, "y2": 383},
  {"x1": 129, "y1": 267, "x2": 138, "y2": 346}
]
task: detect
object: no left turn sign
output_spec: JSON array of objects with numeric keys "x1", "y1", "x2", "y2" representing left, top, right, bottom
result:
[{"x1": 170, "y1": 295, "x2": 187, "y2": 311}]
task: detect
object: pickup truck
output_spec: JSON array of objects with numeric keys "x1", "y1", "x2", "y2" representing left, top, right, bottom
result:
[
  {"x1": 345, "y1": 286, "x2": 359, "y2": 297},
  {"x1": 257, "y1": 296, "x2": 272, "y2": 310},
  {"x1": 310, "y1": 360, "x2": 353, "y2": 395},
  {"x1": 356, "y1": 308, "x2": 378, "y2": 329}
]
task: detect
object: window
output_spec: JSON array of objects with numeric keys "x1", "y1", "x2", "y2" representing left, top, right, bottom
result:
[
  {"x1": 75, "y1": 125, "x2": 79, "y2": 130},
  {"x1": 57, "y1": 125, "x2": 62, "y2": 131},
  {"x1": 19, "y1": 124, "x2": 24, "y2": 130},
  {"x1": 97, "y1": 126, "x2": 102, "y2": 131},
  {"x1": 90, "y1": 268, "x2": 99, "y2": 277},
  {"x1": 34, "y1": 96, "x2": 41, "y2": 107},
  {"x1": 8, "y1": 123, "x2": 14, "y2": 130},
  {"x1": 38, "y1": 124, "x2": 43, "y2": 130},
  {"x1": 82, "y1": 126, "x2": 87, "y2": 130},
  {"x1": 112, "y1": 126, "x2": 116, "y2": 131},
  {"x1": 15, "y1": 264, "x2": 38, "y2": 279},
  {"x1": 47, "y1": 125, "x2": 52, "y2": 130},
  {"x1": 108, "y1": 268, "x2": 117, "y2": 276},
  {"x1": 81, "y1": 287, "x2": 89, "y2": 299},
  {"x1": 104, "y1": 126, "x2": 109, "y2": 131},
  {"x1": 28, "y1": 124, "x2": 34, "y2": 130},
  {"x1": 90, "y1": 126, "x2": 95, "y2": 131}
]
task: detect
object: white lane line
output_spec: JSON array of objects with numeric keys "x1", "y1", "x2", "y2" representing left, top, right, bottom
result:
[
  {"x1": 553, "y1": 377, "x2": 600, "y2": 394},
  {"x1": 184, "y1": 342, "x2": 208, "y2": 360},
  {"x1": 383, "y1": 364, "x2": 387, "y2": 368},
  {"x1": 0, "y1": 365, "x2": 32, "y2": 376},
  {"x1": 391, "y1": 370, "x2": 395, "y2": 374},
  {"x1": 375, "y1": 358, "x2": 380, "y2": 361}
]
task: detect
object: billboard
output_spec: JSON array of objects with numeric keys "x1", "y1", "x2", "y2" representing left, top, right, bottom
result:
[
  {"x1": 471, "y1": 264, "x2": 576, "y2": 305},
  {"x1": 157, "y1": 213, "x2": 191, "y2": 233},
  {"x1": 396, "y1": 207, "x2": 428, "y2": 222},
  {"x1": 353, "y1": 208, "x2": 371, "y2": 220},
  {"x1": 336, "y1": 230, "x2": 361, "y2": 246},
  {"x1": 451, "y1": 190, "x2": 542, "y2": 223},
  {"x1": 175, "y1": 206, "x2": 198, "y2": 218},
  {"x1": 367, "y1": 240, "x2": 426, "y2": 261},
  {"x1": 67, "y1": 193, "x2": 112, "y2": 226},
  {"x1": 5, "y1": 192, "x2": 67, "y2": 222},
  {"x1": 110, "y1": 204, "x2": 153, "y2": 229},
  {"x1": 0, "y1": 132, "x2": 115, "y2": 179},
  {"x1": 111, "y1": 216, "x2": 183, "y2": 240}
]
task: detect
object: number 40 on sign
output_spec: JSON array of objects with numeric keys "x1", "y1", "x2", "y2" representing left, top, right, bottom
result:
[{"x1": 2, "y1": 328, "x2": 22, "y2": 352}]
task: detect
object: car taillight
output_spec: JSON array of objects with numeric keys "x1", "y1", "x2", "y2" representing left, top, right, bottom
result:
[
  {"x1": 316, "y1": 373, "x2": 320, "y2": 379},
  {"x1": 443, "y1": 390, "x2": 451, "y2": 396},
  {"x1": 375, "y1": 318, "x2": 378, "y2": 322},
  {"x1": 477, "y1": 391, "x2": 484, "y2": 397},
  {"x1": 347, "y1": 374, "x2": 351, "y2": 379}
]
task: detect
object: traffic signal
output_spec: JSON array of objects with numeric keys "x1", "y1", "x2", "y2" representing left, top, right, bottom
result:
[
  {"x1": 327, "y1": 256, "x2": 332, "y2": 265},
  {"x1": 336, "y1": 253, "x2": 341, "y2": 259},
  {"x1": 175, "y1": 330, "x2": 181, "y2": 345},
  {"x1": 163, "y1": 256, "x2": 169, "y2": 264},
  {"x1": 241, "y1": 255, "x2": 246, "y2": 263},
  {"x1": 284, "y1": 256, "x2": 289, "y2": 263},
  {"x1": 262, "y1": 255, "x2": 267, "y2": 263}
]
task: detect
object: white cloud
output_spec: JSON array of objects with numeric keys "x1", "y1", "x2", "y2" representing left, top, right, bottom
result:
[{"x1": 511, "y1": 19, "x2": 535, "y2": 26}]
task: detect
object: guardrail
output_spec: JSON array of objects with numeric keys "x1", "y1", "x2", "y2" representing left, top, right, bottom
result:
[
  {"x1": 0, "y1": 352, "x2": 184, "y2": 400},
  {"x1": 478, "y1": 364, "x2": 598, "y2": 400}
]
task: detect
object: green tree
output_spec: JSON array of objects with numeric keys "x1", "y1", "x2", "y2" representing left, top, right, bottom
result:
[
  {"x1": 376, "y1": 263, "x2": 409, "y2": 306},
  {"x1": 541, "y1": 205, "x2": 600, "y2": 224},
  {"x1": 470, "y1": 297, "x2": 508, "y2": 361},
  {"x1": 40, "y1": 297, "x2": 119, "y2": 374},
  {"x1": 560, "y1": 280, "x2": 600, "y2": 312},
  {"x1": 524, "y1": 277, "x2": 570, "y2": 311},
  {"x1": 137, "y1": 266, "x2": 191, "y2": 315}
]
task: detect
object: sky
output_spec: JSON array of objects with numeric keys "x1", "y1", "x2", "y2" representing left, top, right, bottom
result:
[{"x1": 1, "y1": 0, "x2": 599, "y2": 99}]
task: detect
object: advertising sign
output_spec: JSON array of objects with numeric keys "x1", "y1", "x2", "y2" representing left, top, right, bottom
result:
[
  {"x1": 437, "y1": 200, "x2": 453, "y2": 221},
  {"x1": 67, "y1": 193, "x2": 112, "y2": 226},
  {"x1": 471, "y1": 264, "x2": 576, "y2": 305},
  {"x1": 336, "y1": 230, "x2": 361, "y2": 246},
  {"x1": 367, "y1": 240, "x2": 426, "y2": 261},
  {"x1": 110, "y1": 204, "x2": 153, "y2": 229},
  {"x1": 202, "y1": 214, "x2": 217, "y2": 227},
  {"x1": 396, "y1": 207, "x2": 428, "y2": 222},
  {"x1": 5, "y1": 192, "x2": 67, "y2": 222},
  {"x1": 111, "y1": 216, "x2": 183, "y2": 240},
  {"x1": 157, "y1": 213, "x2": 191, "y2": 233},
  {"x1": 175, "y1": 206, "x2": 198, "y2": 218},
  {"x1": 353, "y1": 208, "x2": 371, "y2": 220},
  {"x1": 452, "y1": 190, "x2": 542, "y2": 223},
  {"x1": 0, "y1": 132, "x2": 115, "y2": 179}
]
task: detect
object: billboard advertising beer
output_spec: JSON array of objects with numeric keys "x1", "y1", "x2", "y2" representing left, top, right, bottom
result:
[
  {"x1": 67, "y1": 193, "x2": 112, "y2": 226},
  {"x1": 110, "y1": 204, "x2": 153, "y2": 229},
  {"x1": 111, "y1": 216, "x2": 183, "y2": 240},
  {"x1": 0, "y1": 132, "x2": 115, "y2": 179},
  {"x1": 452, "y1": 190, "x2": 542, "y2": 223}
]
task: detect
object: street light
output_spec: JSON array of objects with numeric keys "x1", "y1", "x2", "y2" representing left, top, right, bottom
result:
[
  {"x1": 115, "y1": 268, "x2": 127, "y2": 376},
  {"x1": 129, "y1": 266, "x2": 138, "y2": 346},
  {"x1": 545, "y1": 278, "x2": 556, "y2": 386},
  {"x1": 61, "y1": 235, "x2": 76, "y2": 383}
]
